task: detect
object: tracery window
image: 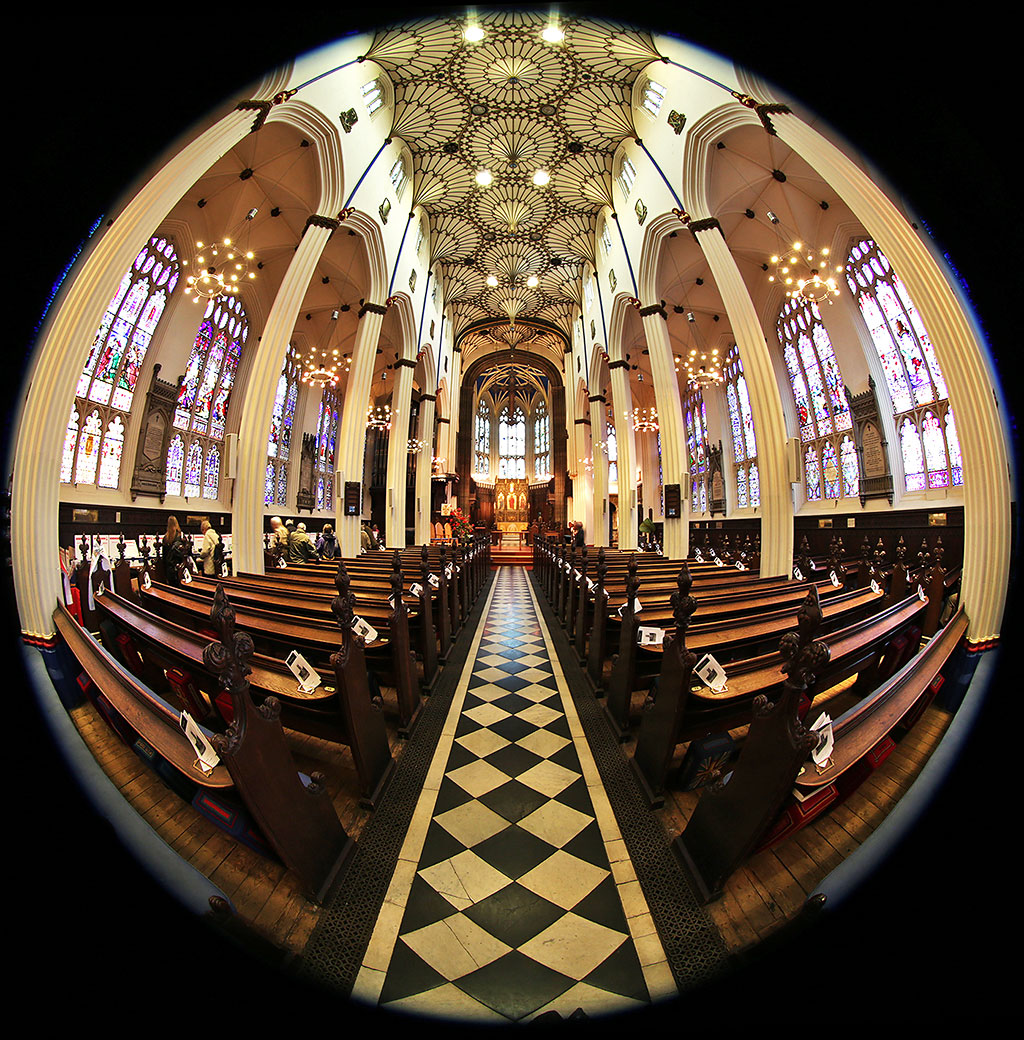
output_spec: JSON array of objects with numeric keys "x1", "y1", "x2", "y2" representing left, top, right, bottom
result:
[
  {"x1": 846, "y1": 238, "x2": 963, "y2": 491},
  {"x1": 168, "y1": 294, "x2": 247, "y2": 500},
  {"x1": 533, "y1": 401, "x2": 550, "y2": 478},
  {"x1": 601, "y1": 220, "x2": 613, "y2": 256},
  {"x1": 684, "y1": 387, "x2": 709, "y2": 514},
  {"x1": 474, "y1": 397, "x2": 492, "y2": 476},
  {"x1": 390, "y1": 157, "x2": 409, "y2": 200},
  {"x1": 618, "y1": 156, "x2": 637, "y2": 197},
  {"x1": 498, "y1": 405, "x2": 526, "y2": 479},
  {"x1": 641, "y1": 78, "x2": 666, "y2": 117},
  {"x1": 606, "y1": 418, "x2": 618, "y2": 486},
  {"x1": 314, "y1": 385, "x2": 340, "y2": 511},
  {"x1": 725, "y1": 344, "x2": 759, "y2": 508},
  {"x1": 778, "y1": 296, "x2": 856, "y2": 502},
  {"x1": 362, "y1": 78, "x2": 384, "y2": 115},
  {"x1": 62, "y1": 235, "x2": 179, "y2": 488},
  {"x1": 264, "y1": 343, "x2": 300, "y2": 506}
]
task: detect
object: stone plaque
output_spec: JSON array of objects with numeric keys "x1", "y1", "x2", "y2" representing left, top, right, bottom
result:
[{"x1": 862, "y1": 421, "x2": 885, "y2": 477}]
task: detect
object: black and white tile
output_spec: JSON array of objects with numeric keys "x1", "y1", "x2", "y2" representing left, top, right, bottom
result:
[{"x1": 352, "y1": 567, "x2": 676, "y2": 1022}]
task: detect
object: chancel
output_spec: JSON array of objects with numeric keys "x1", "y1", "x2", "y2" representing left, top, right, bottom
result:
[{"x1": 7, "y1": 5, "x2": 1016, "y2": 1028}]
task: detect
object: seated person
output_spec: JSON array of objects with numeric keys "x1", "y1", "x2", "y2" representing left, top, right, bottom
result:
[{"x1": 287, "y1": 521, "x2": 318, "y2": 563}]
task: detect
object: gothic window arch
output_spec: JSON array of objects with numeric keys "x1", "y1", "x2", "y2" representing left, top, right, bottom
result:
[
  {"x1": 498, "y1": 404, "x2": 525, "y2": 479},
  {"x1": 640, "y1": 77, "x2": 666, "y2": 118},
  {"x1": 618, "y1": 155, "x2": 637, "y2": 197},
  {"x1": 390, "y1": 156, "x2": 409, "y2": 200},
  {"x1": 846, "y1": 238, "x2": 963, "y2": 492},
  {"x1": 684, "y1": 387, "x2": 709, "y2": 514},
  {"x1": 606, "y1": 417, "x2": 618, "y2": 486},
  {"x1": 314, "y1": 385, "x2": 340, "y2": 510},
  {"x1": 62, "y1": 235, "x2": 180, "y2": 489},
  {"x1": 533, "y1": 400, "x2": 550, "y2": 478},
  {"x1": 361, "y1": 77, "x2": 385, "y2": 115},
  {"x1": 166, "y1": 294, "x2": 247, "y2": 500},
  {"x1": 724, "y1": 344, "x2": 759, "y2": 508},
  {"x1": 264, "y1": 343, "x2": 300, "y2": 506},
  {"x1": 777, "y1": 296, "x2": 856, "y2": 502},
  {"x1": 474, "y1": 396, "x2": 492, "y2": 476}
]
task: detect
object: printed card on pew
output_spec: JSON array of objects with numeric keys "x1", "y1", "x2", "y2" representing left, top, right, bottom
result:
[
  {"x1": 715, "y1": 557, "x2": 724, "y2": 567},
  {"x1": 574, "y1": 569, "x2": 582, "y2": 581},
  {"x1": 809, "y1": 712, "x2": 834, "y2": 770},
  {"x1": 829, "y1": 569, "x2": 840, "y2": 587},
  {"x1": 586, "y1": 578, "x2": 597, "y2": 593},
  {"x1": 871, "y1": 578, "x2": 882, "y2": 595},
  {"x1": 617, "y1": 597, "x2": 642, "y2": 617},
  {"x1": 637, "y1": 626, "x2": 665, "y2": 647},
  {"x1": 179, "y1": 711, "x2": 220, "y2": 774},
  {"x1": 286, "y1": 650, "x2": 321, "y2": 693},
  {"x1": 410, "y1": 582, "x2": 424, "y2": 599},
  {"x1": 793, "y1": 565, "x2": 804, "y2": 581},
  {"x1": 695, "y1": 653, "x2": 728, "y2": 692},
  {"x1": 428, "y1": 572, "x2": 440, "y2": 589},
  {"x1": 735, "y1": 560, "x2": 747, "y2": 570},
  {"x1": 352, "y1": 616, "x2": 379, "y2": 645},
  {"x1": 142, "y1": 570, "x2": 152, "y2": 590}
]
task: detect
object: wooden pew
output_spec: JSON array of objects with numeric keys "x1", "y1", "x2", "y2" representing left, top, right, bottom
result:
[
  {"x1": 54, "y1": 592, "x2": 355, "y2": 903},
  {"x1": 673, "y1": 599, "x2": 968, "y2": 903},
  {"x1": 138, "y1": 568, "x2": 422, "y2": 737},
  {"x1": 94, "y1": 586, "x2": 395, "y2": 808}
]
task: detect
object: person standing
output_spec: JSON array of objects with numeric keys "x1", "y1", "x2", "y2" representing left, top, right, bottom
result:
[
  {"x1": 573, "y1": 520, "x2": 585, "y2": 548},
  {"x1": 162, "y1": 515, "x2": 190, "y2": 587},
  {"x1": 198, "y1": 519, "x2": 221, "y2": 576},
  {"x1": 288, "y1": 521, "x2": 317, "y2": 563},
  {"x1": 316, "y1": 523, "x2": 339, "y2": 560}
]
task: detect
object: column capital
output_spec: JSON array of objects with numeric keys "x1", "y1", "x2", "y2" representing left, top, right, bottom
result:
[
  {"x1": 638, "y1": 303, "x2": 667, "y2": 320},
  {"x1": 608, "y1": 359, "x2": 629, "y2": 371},
  {"x1": 419, "y1": 392, "x2": 436, "y2": 402},
  {"x1": 689, "y1": 216, "x2": 723, "y2": 239},
  {"x1": 588, "y1": 393, "x2": 605, "y2": 404},
  {"x1": 756, "y1": 102, "x2": 792, "y2": 136},
  {"x1": 358, "y1": 301, "x2": 388, "y2": 318},
  {"x1": 394, "y1": 357, "x2": 417, "y2": 370},
  {"x1": 302, "y1": 214, "x2": 341, "y2": 236},
  {"x1": 235, "y1": 99, "x2": 272, "y2": 133}
]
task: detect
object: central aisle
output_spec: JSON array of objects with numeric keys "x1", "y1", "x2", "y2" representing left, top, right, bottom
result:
[{"x1": 351, "y1": 566, "x2": 677, "y2": 1022}]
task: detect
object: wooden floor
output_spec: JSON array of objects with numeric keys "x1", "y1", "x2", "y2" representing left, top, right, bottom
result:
[{"x1": 67, "y1": 657, "x2": 952, "y2": 968}]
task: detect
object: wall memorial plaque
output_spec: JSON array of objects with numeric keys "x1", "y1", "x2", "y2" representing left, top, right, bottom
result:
[
  {"x1": 344, "y1": 481, "x2": 361, "y2": 517},
  {"x1": 665, "y1": 483, "x2": 681, "y2": 519}
]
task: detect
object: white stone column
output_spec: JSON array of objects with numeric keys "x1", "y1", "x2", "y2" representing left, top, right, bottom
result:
[
  {"x1": 13, "y1": 106, "x2": 255, "y2": 638},
  {"x1": 589, "y1": 393, "x2": 610, "y2": 547},
  {"x1": 234, "y1": 217, "x2": 339, "y2": 574},
  {"x1": 384, "y1": 358, "x2": 416, "y2": 549},
  {"x1": 640, "y1": 307, "x2": 689, "y2": 559},
  {"x1": 772, "y1": 110, "x2": 1011, "y2": 644},
  {"x1": 577, "y1": 418, "x2": 595, "y2": 540},
  {"x1": 608, "y1": 359, "x2": 638, "y2": 549},
  {"x1": 337, "y1": 303, "x2": 387, "y2": 557},
  {"x1": 691, "y1": 220, "x2": 792, "y2": 577},
  {"x1": 415, "y1": 393, "x2": 436, "y2": 545}
]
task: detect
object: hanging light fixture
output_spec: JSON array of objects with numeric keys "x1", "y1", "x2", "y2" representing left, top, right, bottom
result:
[
  {"x1": 766, "y1": 211, "x2": 843, "y2": 305},
  {"x1": 678, "y1": 310, "x2": 723, "y2": 390},
  {"x1": 366, "y1": 401, "x2": 392, "y2": 430},
  {"x1": 182, "y1": 207, "x2": 259, "y2": 302},
  {"x1": 296, "y1": 308, "x2": 343, "y2": 387}
]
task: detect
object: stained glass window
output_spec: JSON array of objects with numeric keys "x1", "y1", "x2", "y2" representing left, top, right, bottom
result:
[
  {"x1": 362, "y1": 78, "x2": 384, "y2": 115},
  {"x1": 618, "y1": 156, "x2": 636, "y2": 197},
  {"x1": 725, "y1": 345, "x2": 758, "y2": 506},
  {"x1": 264, "y1": 462, "x2": 275, "y2": 506},
  {"x1": 266, "y1": 344, "x2": 300, "y2": 505},
  {"x1": 166, "y1": 435, "x2": 184, "y2": 497},
  {"x1": 641, "y1": 78, "x2": 666, "y2": 117},
  {"x1": 847, "y1": 238, "x2": 963, "y2": 492},
  {"x1": 390, "y1": 157, "x2": 408, "y2": 199},
  {"x1": 313, "y1": 385, "x2": 340, "y2": 511},
  {"x1": 606, "y1": 420, "x2": 618, "y2": 486},
  {"x1": 533, "y1": 401, "x2": 550, "y2": 478},
  {"x1": 166, "y1": 295, "x2": 248, "y2": 500},
  {"x1": 62, "y1": 236, "x2": 179, "y2": 489},
  {"x1": 475, "y1": 397, "x2": 491, "y2": 476},
  {"x1": 684, "y1": 387, "x2": 708, "y2": 514},
  {"x1": 498, "y1": 406, "x2": 526, "y2": 479},
  {"x1": 840, "y1": 436, "x2": 859, "y2": 498},
  {"x1": 778, "y1": 297, "x2": 854, "y2": 502}
]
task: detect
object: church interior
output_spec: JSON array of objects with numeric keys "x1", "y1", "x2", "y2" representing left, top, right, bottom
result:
[{"x1": 6, "y1": 5, "x2": 1018, "y2": 1028}]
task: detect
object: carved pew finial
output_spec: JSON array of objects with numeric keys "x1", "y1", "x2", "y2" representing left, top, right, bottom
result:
[
  {"x1": 117, "y1": 534, "x2": 127, "y2": 561},
  {"x1": 779, "y1": 583, "x2": 831, "y2": 694},
  {"x1": 331, "y1": 559, "x2": 357, "y2": 632},
  {"x1": 202, "y1": 585, "x2": 255, "y2": 705},
  {"x1": 672, "y1": 562, "x2": 697, "y2": 636}
]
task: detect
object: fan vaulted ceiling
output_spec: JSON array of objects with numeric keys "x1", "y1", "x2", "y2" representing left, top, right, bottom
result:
[{"x1": 359, "y1": 10, "x2": 664, "y2": 343}]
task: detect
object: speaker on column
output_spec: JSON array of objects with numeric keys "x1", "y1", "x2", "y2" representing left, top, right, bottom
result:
[
  {"x1": 224, "y1": 433, "x2": 238, "y2": 479},
  {"x1": 786, "y1": 437, "x2": 801, "y2": 483}
]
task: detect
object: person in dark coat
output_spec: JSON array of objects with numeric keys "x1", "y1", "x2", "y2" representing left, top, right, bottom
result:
[
  {"x1": 572, "y1": 521, "x2": 585, "y2": 548},
  {"x1": 162, "y1": 515, "x2": 190, "y2": 587},
  {"x1": 316, "y1": 523, "x2": 339, "y2": 560}
]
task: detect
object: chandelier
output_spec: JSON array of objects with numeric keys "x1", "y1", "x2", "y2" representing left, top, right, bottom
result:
[
  {"x1": 629, "y1": 406, "x2": 659, "y2": 432},
  {"x1": 766, "y1": 213, "x2": 843, "y2": 305},
  {"x1": 182, "y1": 208, "x2": 258, "y2": 302},
  {"x1": 407, "y1": 437, "x2": 427, "y2": 454},
  {"x1": 367, "y1": 402, "x2": 392, "y2": 430},
  {"x1": 297, "y1": 308, "x2": 343, "y2": 387},
  {"x1": 676, "y1": 310, "x2": 724, "y2": 390}
]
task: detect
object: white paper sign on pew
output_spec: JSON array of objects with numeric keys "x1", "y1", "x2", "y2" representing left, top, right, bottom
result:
[
  {"x1": 410, "y1": 582, "x2": 424, "y2": 599},
  {"x1": 428, "y1": 572, "x2": 440, "y2": 589},
  {"x1": 574, "y1": 569, "x2": 582, "y2": 582},
  {"x1": 793, "y1": 565, "x2": 804, "y2": 581},
  {"x1": 735, "y1": 561, "x2": 747, "y2": 571},
  {"x1": 617, "y1": 597, "x2": 642, "y2": 617},
  {"x1": 637, "y1": 626, "x2": 666, "y2": 647},
  {"x1": 179, "y1": 711, "x2": 220, "y2": 774},
  {"x1": 829, "y1": 569, "x2": 840, "y2": 587},
  {"x1": 871, "y1": 579, "x2": 882, "y2": 595},
  {"x1": 142, "y1": 570, "x2": 152, "y2": 590},
  {"x1": 445, "y1": 565, "x2": 453, "y2": 580},
  {"x1": 586, "y1": 578, "x2": 597, "y2": 593},
  {"x1": 352, "y1": 616, "x2": 379, "y2": 645},
  {"x1": 277, "y1": 558, "x2": 288, "y2": 568},
  {"x1": 286, "y1": 650, "x2": 321, "y2": 693},
  {"x1": 808, "y1": 712, "x2": 835, "y2": 770},
  {"x1": 695, "y1": 653, "x2": 729, "y2": 692},
  {"x1": 694, "y1": 551, "x2": 704, "y2": 563},
  {"x1": 918, "y1": 584, "x2": 926, "y2": 602}
]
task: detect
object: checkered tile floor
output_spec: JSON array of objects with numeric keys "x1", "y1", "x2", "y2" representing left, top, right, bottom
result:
[{"x1": 352, "y1": 567, "x2": 676, "y2": 1023}]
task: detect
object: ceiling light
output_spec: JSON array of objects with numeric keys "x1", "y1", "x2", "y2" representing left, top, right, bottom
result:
[
  {"x1": 464, "y1": 25, "x2": 485, "y2": 43},
  {"x1": 532, "y1": 169, "x2": 550, "y2": 186},
  {"x1": 526, "y1": 275, "x2": 539, "y2": 288},
  {"x1": 486, "y1": 274, "x2": 499, "y2": 287},
  {"x1": 475, "y1": 169, "x2": 493, "y2": 187},
  {"x1": 541, "y1": 24, "x2": 564, "y2": 43}
]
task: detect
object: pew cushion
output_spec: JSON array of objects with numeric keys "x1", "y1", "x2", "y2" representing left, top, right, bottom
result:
[{"x1": 191, "y1": 789, "x2": 274, "y2": 858}]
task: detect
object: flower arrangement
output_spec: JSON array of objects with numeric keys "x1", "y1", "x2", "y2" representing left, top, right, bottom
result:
[{"x1": 449, "y1": 506, "x2": 474, "y2": 541}]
